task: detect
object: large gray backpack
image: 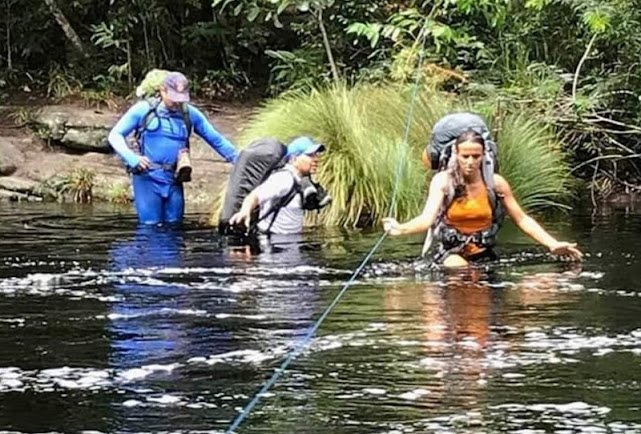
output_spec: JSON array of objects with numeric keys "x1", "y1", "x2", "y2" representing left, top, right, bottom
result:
[{"x1": 427, "y1": 112, "x2": 499, "y2": 173}]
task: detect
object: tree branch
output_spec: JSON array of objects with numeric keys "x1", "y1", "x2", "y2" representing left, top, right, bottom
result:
[
  {"x1": 572, "y1": 33, "x2": 598, "y2": 103},
  {"x1": 42, "y1": 0, "x2": 88, "y2": 57}
]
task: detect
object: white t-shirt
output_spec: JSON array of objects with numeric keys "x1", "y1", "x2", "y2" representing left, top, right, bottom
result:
[{"x1": 254, "y1": 166, "x2": 303, "y2": 234}]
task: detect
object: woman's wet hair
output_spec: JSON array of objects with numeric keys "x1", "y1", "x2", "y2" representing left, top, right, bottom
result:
[
  {"x1": 447, "y1": 130, "x2": 485, "y2": 199},
  {"x1": 455, "y1": 130, "x2": 484, "y2": 147}
]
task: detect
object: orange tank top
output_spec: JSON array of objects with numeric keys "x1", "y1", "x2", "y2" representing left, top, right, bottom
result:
[{"x1": 444, "y1": 189, "x2": 493, "y2": 256}]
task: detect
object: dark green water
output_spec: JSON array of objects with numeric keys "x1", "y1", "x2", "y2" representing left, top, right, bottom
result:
[{"x1": 1, "y1": 203, "x2": 640, "y2": 433}]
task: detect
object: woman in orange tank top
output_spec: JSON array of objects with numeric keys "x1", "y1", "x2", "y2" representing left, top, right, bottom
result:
[{"x1": 383, "y1": 130, "x2": 583, "y2": 268}]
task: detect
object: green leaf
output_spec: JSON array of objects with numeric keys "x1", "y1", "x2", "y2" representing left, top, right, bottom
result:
[
  {"x1": 247, "y1": 5, "x2": 260, "y2": 22},
  {"x1": 273, "y1": 12, "x2": 284, "y2": 28},
  {"x1": 525, "y1": 0, "x2": 547, "y2": 11},
  {"x1": 583, "y1": 8, "x2": 611, "y2": 34},
  {"x1": 277, "y1": 0, "x2": 292, "y2": 15},
  {"x1": 216, "y1": 0, "x2": 235, "y2": 13},
  {"x1": 432, "y1": 24, "x2": 454, "y2": 41},
  {"x1": 370, "y1": 32, "x2": 379, "y2": 48}
]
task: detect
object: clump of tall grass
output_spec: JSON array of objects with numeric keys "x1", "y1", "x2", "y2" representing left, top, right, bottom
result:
[
  {"x1": 64, "y1": 168, "x2": 94, "y2": 203},
  {"x1": 107, "y1": 182, "x2": 132, "y2": 205},
  {"x1": 492, "y1": 113, "x2": 572, "y2": 210},
  {"x1": 213, "y1": 83, "x2": 571, "y2": 227}
]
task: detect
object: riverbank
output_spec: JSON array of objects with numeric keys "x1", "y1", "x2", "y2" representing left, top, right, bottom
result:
[
  {"x1": 0, "y1": 96, "x2": 254, "y2": 213},
  {"x1": 2, "y1": 95, "x2": 641, "y2": 219}
]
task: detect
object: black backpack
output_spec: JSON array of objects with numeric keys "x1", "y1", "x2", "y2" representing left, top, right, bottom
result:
[
  {"x1": 218, "y1": 137, "x2": 290, "y2": 234},
  {"x1": 218, "y1": 137, "x2": 332, "y2": 236}
]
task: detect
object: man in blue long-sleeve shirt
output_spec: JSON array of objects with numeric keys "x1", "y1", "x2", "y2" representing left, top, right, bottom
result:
[{"x1": 108, "y1": 72, "x2": 238, "y2": 225}]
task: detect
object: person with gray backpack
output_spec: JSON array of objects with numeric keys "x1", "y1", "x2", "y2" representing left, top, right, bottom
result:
[{"x1": 383, "y1": 112, "x2": 582, "y2": 267}]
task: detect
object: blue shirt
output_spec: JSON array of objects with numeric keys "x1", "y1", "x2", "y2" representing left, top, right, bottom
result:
[{"x1": 108, "y1": 100, "x2": 238, "y2": 184}]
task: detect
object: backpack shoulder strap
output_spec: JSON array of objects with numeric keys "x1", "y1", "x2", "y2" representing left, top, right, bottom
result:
[
  {"x1": 486, "y1": 180, "x2": 505, "y2": 235},
  {"x1": 134, "y1": 98, "x2": 161, "y2": 157},
  {"x1": 251, "y1": 170, "x2": 301, "y2": 234},
  {"x1": 265, "y1": 178, "x2": 302, "y2": 233},
  {"x1": 179, "y1": 103, "x2": 193, "y2": 146},
  {"x1": 137, "y1": 98, "x2": 160, "y2": 133},
  {"x1": 440, "y1": 171, "x2": 456, "y2": 216}
]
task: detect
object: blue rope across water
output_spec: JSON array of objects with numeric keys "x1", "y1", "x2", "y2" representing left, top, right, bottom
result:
[
  {"x1": 387, "y1": 30, "x2": 429, "y2": 218},
  {"x1": 225, "y1": 22, "x2": 430, "y2": 434},
  {"x1": 225, "y1": 233, "x2": 387, "y2": 434}
]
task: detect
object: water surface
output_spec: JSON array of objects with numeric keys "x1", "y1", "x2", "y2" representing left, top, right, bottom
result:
[{"x1": 1, "y1": 203, "x2": 640, "y2": 433}]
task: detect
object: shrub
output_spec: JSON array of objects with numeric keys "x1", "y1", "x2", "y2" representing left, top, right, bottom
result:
[
  {"x1": 64, "y1": 168, "x2": 95, "y2": 203},
  {"x1": 107, "y1": 182, "x2": 131, "y2": 205}
]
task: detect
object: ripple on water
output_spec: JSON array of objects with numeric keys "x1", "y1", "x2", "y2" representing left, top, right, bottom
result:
[{"x1": 2, "y1": 209, "x2": 641, "y2": 433}]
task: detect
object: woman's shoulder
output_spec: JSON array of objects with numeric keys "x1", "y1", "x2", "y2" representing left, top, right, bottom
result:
[
  {"x1": 432, "y1": 170, "x2": 450, "y2": 183},
  {"x1": 492, "y1": 174, "x2": 511, "y2": 193},
  {"x1": 430, "y1": 171, "x2": 450, "y2": 189}
]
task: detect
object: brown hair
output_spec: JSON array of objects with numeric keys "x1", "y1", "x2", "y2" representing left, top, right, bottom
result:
[
  {"x1": 455, "y1": 130, "x2": 484, "y2": 147},
  {"x1": 447, "y1": 130, "x2": 485, "y2": 199}
]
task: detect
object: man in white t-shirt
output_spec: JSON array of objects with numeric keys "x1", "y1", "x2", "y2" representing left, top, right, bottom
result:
[{"x1": 228, "y1": 137, "x2": 326, "y2": 235}]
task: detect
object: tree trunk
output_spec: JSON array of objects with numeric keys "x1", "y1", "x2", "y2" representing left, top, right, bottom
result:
[
  {"x1": 316, "y1": 8, "x2": 340, "y2": 83},
  {"x1": 42, "y1": 0, "x2": 87, "y2": 57},
  {"x1": 142, "y1": 15, "x2": 152, "y2": 69},
  {"x1": 5, "y1": 0, "x2": 12, "y2": 70},
  {"x1": 126, "y1": 38, "x2": 133, "y2": 88}
]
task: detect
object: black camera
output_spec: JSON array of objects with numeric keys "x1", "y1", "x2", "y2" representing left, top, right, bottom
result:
[{"x1": 299, "y1": 176, "x2": 332, "y2": 211}]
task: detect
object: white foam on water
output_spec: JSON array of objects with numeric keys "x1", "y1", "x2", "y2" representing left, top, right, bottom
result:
[
  {"x1": 417, "y1": 357, "x2": 448, "y2": 369},
  {"x1": 103, "y1": 308, "x2": 208, "y2": 321},
  {"x1": 146, "y1": 394, "x2": 182, "y2": 404},
  {"x1": 118, "y1": 363, "x2": 179, "y2": 382},
  {"x1": 214, "y1": 313, "x2": 267, "y2": 320},
  {"x1": 336, "y1": 393, "x2": 364, "y2": 399},
  {"x1": 187, "y1": 347, "x2": 286, "y2": 366},
  {"x1": 362, "y1": 387, "x2": 386, "y2": 395},
  {"x1": 521, "y1": 327, "x2": 641, "y2": 353},
  {"x1": 397, "y1": 388, "x2": 430, "y2": 400},
  {"x1": 0, "y1": 366, "x2": 115, "y2": 392},
  {"x1": 0, "y1": 318, "x2": 25, "y2": 326}
]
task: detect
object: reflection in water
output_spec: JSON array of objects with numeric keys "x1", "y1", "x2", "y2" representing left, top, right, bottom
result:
[
  {"x1": 379, "y1": 268, "x2": 585, "y2": 430},
  {"x1": 107, "y1": 226, "x2": 231, "y2": 429},
  {"x1": 109, "y1": 226, "x2": 211, "y2": 368},
  {"x1": 1, "y1": 204, "x2": 641, "y2": 433}
]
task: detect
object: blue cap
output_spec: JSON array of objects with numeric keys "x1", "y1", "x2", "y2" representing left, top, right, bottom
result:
[{"x1": 286, "y1": 137, "x2": 325, "y2": 159}]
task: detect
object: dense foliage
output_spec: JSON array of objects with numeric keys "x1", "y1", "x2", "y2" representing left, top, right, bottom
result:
[{"x1": 1, "y1": 0, "x2": 640, "y2": 196}]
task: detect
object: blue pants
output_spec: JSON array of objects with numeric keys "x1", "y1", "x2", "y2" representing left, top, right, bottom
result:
[{"x1": 132, "y1": 174, "x2": 184, "y2": 225}]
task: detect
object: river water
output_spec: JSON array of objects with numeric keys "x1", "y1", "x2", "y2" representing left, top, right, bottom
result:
[{"x1": 0, "y1": 203, "x2": 640, "y2": 433}]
